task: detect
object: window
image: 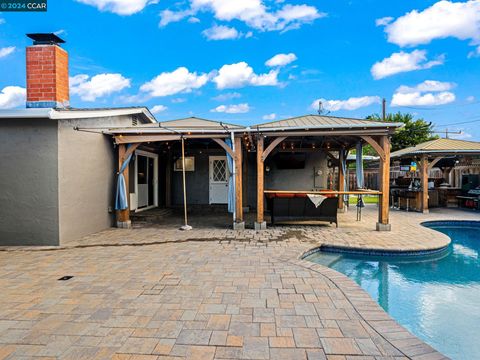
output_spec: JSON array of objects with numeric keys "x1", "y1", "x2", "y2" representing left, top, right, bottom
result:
[{"x1": 174, "y1": 156, "x2": 195, "y2": 172}]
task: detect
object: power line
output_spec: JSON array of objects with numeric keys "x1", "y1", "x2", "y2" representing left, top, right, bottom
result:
[{"x1": 433, "y1": 117, "x2": 480, "y2": 128}]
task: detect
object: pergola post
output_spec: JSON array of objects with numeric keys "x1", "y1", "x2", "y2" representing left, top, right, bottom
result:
[
  {"x1": 117, "y1": 144, "x2": 131, "y2": 228},
  {"x1": 421, "y1": 154, "x2": 429, "y2": 214},
  {"x1": 234, "y1": 137, "x2": 245, "y2": 230},
  {"x1": 338, "y1": 150, "x2": 345, "y2": 211},
  {"x1": 376, "y1": 135, "x2": 391, "y2": 231},
  {"x1": 255, "y1": 136, "x2": 266, "y2": 230}
]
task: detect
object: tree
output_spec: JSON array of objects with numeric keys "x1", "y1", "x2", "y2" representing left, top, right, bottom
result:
[{"x1": 366, "y1": 112, "x2": 438, "y2": 153}]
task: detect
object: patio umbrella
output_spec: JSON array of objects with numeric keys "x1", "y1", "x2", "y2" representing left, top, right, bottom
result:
[{"x1": 179, "y1": 136, "x2": 192, "y2": 231}]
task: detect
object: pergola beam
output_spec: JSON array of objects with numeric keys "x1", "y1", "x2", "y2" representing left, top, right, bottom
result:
[
  {"x1": 117, "y1": 144, "x2": 131, "y2": 228},
  {"x1": 361, "y1": 136, "x2": 386, "y2": 161},
  {"x1": 377, "y1": 135, "x2": 391, "y2": 231},
  {"x1": 256, "y1": 136, "x2": 266, "y2": 230},
  {"x1": 212, "y1": 138, "x2": 235, "y2": 158},
  {"x1": 234, "y1": 137, "x2": 244, "y2": 227},
  {"x1": 420, "y1": 155, "x2": 429, "y2": 214},
  {"x1": 262, "y1": 136, "x2": 287, "y2": 161}
]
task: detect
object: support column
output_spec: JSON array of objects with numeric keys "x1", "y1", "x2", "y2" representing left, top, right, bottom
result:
[
  {"x1": 377, "y1": 135, "x2": 391, "y2": 231},
  {"x1": 421, "y1": 154, "x2": 429, "y2": 214},
  {"x1": 165, "y1": 154, "x2": 172, "y2": 208},
  {"x1": 338, "y1": 150, "x2": 345, "y2": 211},
  {"x1": 255, "y1": 136, "x2": 266, "y2": 230},
  {"x1": 234, "y1": 137, "x2": 245, "y2": 230},
  {"x1": 117, "y1": 144, "x2": 131, "y2": 228}
]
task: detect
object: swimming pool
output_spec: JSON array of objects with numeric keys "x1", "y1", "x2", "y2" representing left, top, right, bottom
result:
[{"x1": 305, "y1": 221, "x2": 480, "y2": 360}]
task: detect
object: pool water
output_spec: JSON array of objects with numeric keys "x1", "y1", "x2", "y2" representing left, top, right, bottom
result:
[{"x1": 305, "y1": 222, "x2": 480, "y2": 360}]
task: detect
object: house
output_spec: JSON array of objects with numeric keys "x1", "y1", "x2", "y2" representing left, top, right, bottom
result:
[
  {"x1": 0, "y1": 33, "x2": 400, "y2": 246},
  {"x1": 0, "y1": 34, "x2": 155, "y2": 246}
]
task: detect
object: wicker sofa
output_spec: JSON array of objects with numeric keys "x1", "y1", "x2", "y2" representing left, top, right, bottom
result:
[{"x1": 266, "y1": 193, "x2": 339, "y2": 227}]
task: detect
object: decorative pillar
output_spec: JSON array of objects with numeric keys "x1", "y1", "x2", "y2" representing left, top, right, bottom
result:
[
  {"x1": 255, "y1": 136, "x2": 266, "y2": 230},
  {"x1": 234, "y1": 137, "x2": 245, "y2": 230},
  {"x1": 376, "y1": 135, "x2": 391, "y2": 231},
  {"x1": 421, "y1": 154, "x2": 429, "y2": 214}
]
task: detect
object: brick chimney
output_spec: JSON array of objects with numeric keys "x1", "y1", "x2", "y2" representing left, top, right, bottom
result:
[{"x1": 26, "y1": 33, "x2": 69, "y2": 108}]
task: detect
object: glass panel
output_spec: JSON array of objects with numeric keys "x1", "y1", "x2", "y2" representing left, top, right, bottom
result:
[
  {"x1": 148, "y1": 158, "x2": 154, "y2": 205},
  {"x1": 138, "y1": 156, "x2": 147, "y2": 184},
  {"x1": 174, "y1": 157, "x2": 195, "y2": 171},
  {"x1": 213, "y1": 159, "x2": 227, "y2": 182}
]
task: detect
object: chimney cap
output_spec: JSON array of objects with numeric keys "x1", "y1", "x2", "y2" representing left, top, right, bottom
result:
[{"x1": 27, "y1": 33, "x2": 65, "y2": 46}]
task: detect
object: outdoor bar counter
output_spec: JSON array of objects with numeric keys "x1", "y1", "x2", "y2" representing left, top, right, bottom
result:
[{"x1": 391, "y1": 186, "x2": 462, "y2": 211}]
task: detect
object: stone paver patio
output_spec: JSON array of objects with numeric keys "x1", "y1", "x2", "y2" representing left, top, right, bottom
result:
[{"x1": 1, "y1": 206, "x2": 477, "y2": 359}]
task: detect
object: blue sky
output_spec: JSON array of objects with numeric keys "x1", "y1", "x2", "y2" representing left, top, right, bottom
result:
[{"x1": 0, "y1": 0, "x2": 479, "y2": 139}]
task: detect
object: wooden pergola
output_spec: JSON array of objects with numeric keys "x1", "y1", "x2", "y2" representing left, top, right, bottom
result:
[
  {"x1": 106, "y1": 118, "x2": 247, "y2": 230},
  {"x1": 391, "y1": 138, "x2": 480, "y2": 213},
  {"x1": 89, "y1": 115, "x2": 402, "y2": 231},
  {"x1": 253, "y1": 115, "x2": 402, "y2": 231}
]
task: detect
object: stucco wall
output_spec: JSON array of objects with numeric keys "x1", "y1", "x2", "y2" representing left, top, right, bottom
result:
[
  {"x1": 57, "y1": 115, "x2": 133, "y2": 242},
  {"x1": 0, "y1": 119, "x2": 59, "y2": 245},
  {"x1": 172, "y1": 152, "x2": 212, "y2": 205},
  {"x1": 265, "y1": 151, "x2": 329, "y2": 191}
]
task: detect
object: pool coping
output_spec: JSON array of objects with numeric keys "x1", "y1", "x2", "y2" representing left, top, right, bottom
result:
[
  {"x1": 287, "y1": 253, "x2": 448, "y2": 359},
  {"x1": 293, "y1": 219, "x2": 480, "y2": 360}
]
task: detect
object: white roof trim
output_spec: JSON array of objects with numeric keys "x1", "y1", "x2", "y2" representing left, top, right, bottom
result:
[{"x1": 0, "y1": 107, "x2": 157, "y2": 123}]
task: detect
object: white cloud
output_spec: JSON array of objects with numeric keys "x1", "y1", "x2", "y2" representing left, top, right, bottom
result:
[
  {"x1": 70, "y1": 73, "x2": 131, "y2": 101},
  {"x1": 263, "y1": 113, "x2": 276, "y2": 120},
  {"x1": 391, "y1": 80, "x2": 456, "y2": 107},
  {"x1": 451, "y1": 131, "x2": 472, "y2": 140},
  {"x1": 212, "y1": 92, "x2": 241, "y2": 101},
  {"x1": 310, "y1": 96, "x2": 381, "y2": 111},
  {"x1": 211, "y1": 103, "x2": 250, "y2": 113},
  {"x1": 140, "y1": 67, "x2": 209, "y2": 97},
  {"x1": 375, "y1": 16, "x2": 393, "y2": 26},
  {"x1": 0, "y1": 46, "x2": 15, "y2": 59},
  {"x1": 0, "y1": 86, "x2": 26, "y2": 109},
  {"x1": 202, "y1": 25, "x2": 241, "y2": 40},
  {"x1": 159, "y1": 9, "x2": 194, "y2": 26},
  {"x1": 371, "y1": 50, "x2": 444, "y2": 79},
  {"x1": 0, "y1": 19, "x2": 6, "y2": 25},
  {"x1": 382, "y1": 0, "x2": 480, "y2": 49},
  {"x1": 213, "y1": 62, "x2": 278, "y2": 89},
  {"x1": 265, "y1": 53, "x2": 297, "y2": 67},
  {"x1": 468, "y1": 45, "x2": 480, "y2": 58},
  {"x1": 171, "y1": 97, "x2": 186, "y2": 103},
  {"x1": 188, "y1": 17, "x2": 201, "y2": 23},
  {"x1": 76, "y1": 0, "x2": 158, "y2": 15},
  {"x1": 151, "y1": 105, "x2": 168, "y2": 114},
  {"x1": 396, "y1": 80, "x2": 455, "y2": 93},
  {"x1": 466, "y1": 95, "x2": 476, "y2": 102},
  {"x1": 163, "y1": 0, "x2": 325, "y2": 32}
]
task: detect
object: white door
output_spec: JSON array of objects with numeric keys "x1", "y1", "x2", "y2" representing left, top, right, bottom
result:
[
  {"x1": 134, "y1": 151, "x2": 158, "y2": 211},
  {"x1": 209, "y1": 156, "x2": 229, "y2": 204}
]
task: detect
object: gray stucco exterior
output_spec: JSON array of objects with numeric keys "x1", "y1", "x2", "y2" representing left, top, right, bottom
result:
[
  {"x1": 0, "y1": 119, "x2": 59, "y2": 245},
  {"x1": 265, "y1": 151, "x2": 330, "y2": 191},
  {"x1": 0, "y1": 113, "x2": 144, "y2": 246},
  {"x1": 57, "y1": 116, "x2": 133, "y2": 242},
  {"x1": 169, "y1": 150, "x2": 330, "y2": 207},
  {"x1": 171, "y1": 151, "x2": 222, "y2": 206}
]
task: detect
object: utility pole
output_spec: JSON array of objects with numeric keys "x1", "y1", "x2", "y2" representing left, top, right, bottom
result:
[
  {"x1": 382, "y1": 98, "x2": 386, "y2": 121},
  {"x1": 432, "y1": 129, "x2": 462, "y2": 139}
]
